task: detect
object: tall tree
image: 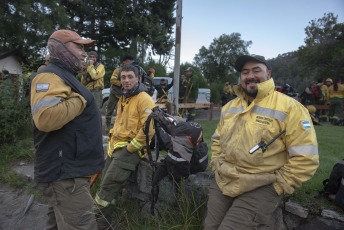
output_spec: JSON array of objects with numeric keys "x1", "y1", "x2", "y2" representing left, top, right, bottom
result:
[
  {"x1": 0, "y1": 0, "x2": 176, "y2": 69},
  {"x1": 0, "y1": 0, "x2": 69, "y2": 62},
  {"x1": 296, "y1": 13, "x2": 344, "y2": 79},
  {"x1": 194, "y1": 33, "x2": 252, "y2": 83}
]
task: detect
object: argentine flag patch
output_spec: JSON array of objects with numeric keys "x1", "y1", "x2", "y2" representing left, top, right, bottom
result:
[
  {"x1": 302, "y1": 121, "x2": 311, "y2": 129},
  {"x1": 36, "y1": 83, "x2": 50, "y2": 92}
]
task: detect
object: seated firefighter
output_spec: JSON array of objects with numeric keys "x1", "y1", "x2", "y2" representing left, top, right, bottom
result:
[
  {"x1": 204, "y1": 54, "x2": 319, "y2": 229},
  {"x1": 95, "y1": 65, "x2": 155, "y2": 229}
]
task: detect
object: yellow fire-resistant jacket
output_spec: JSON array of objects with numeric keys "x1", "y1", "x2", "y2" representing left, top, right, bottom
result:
[
  {"x1": 81, "y1": 63, "x2": 105, "y2": 90},
  {"x1": 31, "y1": 72, "x2": 86, "y2": 132},
  {"x1": 108, "y1": 83, "x2": 155, "y2": 157},
  {"x1": 328, "y1": 84, "x2": 344, "y2": 99},
  {"x1": 211, "y1": 78, "x2": 319, "y2": 197}
]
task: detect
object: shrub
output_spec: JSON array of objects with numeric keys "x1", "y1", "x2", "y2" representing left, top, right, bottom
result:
[{"x1": 0, "y1": 78, "x2": 32, "y2": 145}]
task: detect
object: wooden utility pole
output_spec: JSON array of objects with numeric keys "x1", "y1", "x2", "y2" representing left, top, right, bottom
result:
[{"x1": 172, "y1": 0, "x2": 182, "y2": 116}]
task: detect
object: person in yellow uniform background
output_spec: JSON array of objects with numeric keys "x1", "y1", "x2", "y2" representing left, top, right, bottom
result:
[
  {"x1": 81, "y1": 50, "x2": 105, "y2": 109},
  {"x1": 328, "y1": 77, "x2": 344, "y2": 124}
]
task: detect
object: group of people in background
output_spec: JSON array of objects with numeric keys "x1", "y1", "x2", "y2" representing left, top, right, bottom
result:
[
  {"x1": 0, "y1": 28, "x2": 322, "y2": 230},
  {"x1": 300, "y1": 77, "x2": 344, "y2": 125}
]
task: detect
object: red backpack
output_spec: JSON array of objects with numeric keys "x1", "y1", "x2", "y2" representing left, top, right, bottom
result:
[{"x1": 312, "y1": 85, "x2": 323, "y2": 99}]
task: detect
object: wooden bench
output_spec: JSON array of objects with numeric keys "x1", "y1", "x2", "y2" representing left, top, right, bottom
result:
[{"x1": 314, "y1": 105, "x2": 344, "y2": 111}]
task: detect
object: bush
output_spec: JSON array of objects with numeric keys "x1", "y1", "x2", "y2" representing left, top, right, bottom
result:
[
  {"x1": 209, "y1": 83, "x2": 224, "y2": 104},
  {"x1": 0, "y1": 78, "x2": 32, "y2": 145}
]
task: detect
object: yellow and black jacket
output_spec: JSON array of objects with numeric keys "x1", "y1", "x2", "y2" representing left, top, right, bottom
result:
[
  {"x1": 108, "y1": 83, "x2": 155, "y2": 158},
  {"x1": 81, "y1": 62, "x2": 105, "y2": 90},
  {"x1": 30, "y1": 60, "x2": 104, "y2": 182},
  {"x1": 211, "y1": 78, "x2": 319, "y2": 197}
]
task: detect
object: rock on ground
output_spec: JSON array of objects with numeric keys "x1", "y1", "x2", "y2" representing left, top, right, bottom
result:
[{"x1": 0, "y1": 183, "x2": 48, "y2": 230}]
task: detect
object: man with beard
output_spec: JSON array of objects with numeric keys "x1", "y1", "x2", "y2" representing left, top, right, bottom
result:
[
  {"x1": 30, "y1": 30, "x2": 104, "y2": 229},
  {"x1": 95, "y1": 65, "x2": 155, "y2": 229},
  {"x1": 204, "y1": 55, "x2": 319, "y2": 229}
]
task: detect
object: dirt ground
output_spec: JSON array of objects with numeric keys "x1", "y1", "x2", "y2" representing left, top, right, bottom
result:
[
  {"x1": 0, "y1": 109, "x2": 220, "y2": 230},
  {"x1": 0, "y1": 182, "x2": 48, "y2": 230}
]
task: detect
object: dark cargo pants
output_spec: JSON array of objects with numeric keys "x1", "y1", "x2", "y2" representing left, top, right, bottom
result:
[
  {"x1": 105, "y1": 92, "x2": 119, "y2": 128},
  {"x1": 36, "y1": 178, "x2": 97, "y2": 230},
  {"x1": 95, "y1": 147, "x2": 141, "y2": 227},
  {"x1": 186, "y1": 97, "x2": 197, "y2": 121},
  {"x1": 204, "y1": 178, "x2": 282, "y2": 230},
  {"x1": 91, "y1": 88, "x2": 103, "y2": 109}
]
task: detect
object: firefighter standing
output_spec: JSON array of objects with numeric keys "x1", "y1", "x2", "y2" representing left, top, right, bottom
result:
[
  {"x1": 30, "y1": 29, "x2": 104, "y2": 229},
  {"x1": 81, "y1": 51, "x2": 105, "y2": 109}
]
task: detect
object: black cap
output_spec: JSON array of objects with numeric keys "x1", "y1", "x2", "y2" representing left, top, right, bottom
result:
[
  {"x1": 185, "y1": 67, "x2": 193, "y2": 72},
  {"x1": 234, "y1": 54, "x2": 271, "y2": 72},
  {"x1": 122, "y1": 54, "x2": 134, "y2": 61}
]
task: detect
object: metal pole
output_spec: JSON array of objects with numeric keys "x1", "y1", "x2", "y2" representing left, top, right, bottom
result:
[{"x1": 172, "y1": 0, "x2": 182, "y2": 116}]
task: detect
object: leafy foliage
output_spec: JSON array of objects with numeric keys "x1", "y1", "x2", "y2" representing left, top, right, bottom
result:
[
  {"x1": 268, "y1": 52, "x2": 310, "y2": 93},
  {"x1": 0, "y1": 78, "x2": 32, "y2": 146},
  {"x1": 296, "y1": 13, "x2": 344, "y2": 79},
  {"x1": 0, "y1": 0, "x2": 176, "y2": 71},
  {"x1": 194, "y1": 33, "x2": 251, "y2": 84}
]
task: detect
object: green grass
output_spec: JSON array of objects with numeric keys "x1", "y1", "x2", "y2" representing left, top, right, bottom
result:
[
  {"x1": 286, "y1": 123, "x2": 344, "y2": 214},
  {"x1": 1, "y1": 120, "x2": 343, "y2": 228},
  {"x1": 0, "y1": 138, "x2": 34, "y2": 187}
]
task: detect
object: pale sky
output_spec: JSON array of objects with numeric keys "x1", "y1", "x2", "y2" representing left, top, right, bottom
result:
[{"x1": 177, "y1": 0, "x2": 344, "y2": 64}]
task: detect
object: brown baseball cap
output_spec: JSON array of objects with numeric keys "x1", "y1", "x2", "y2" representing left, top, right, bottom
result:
[{"x1": 49, "y1": 29, "x2": 95, "y2": 48}]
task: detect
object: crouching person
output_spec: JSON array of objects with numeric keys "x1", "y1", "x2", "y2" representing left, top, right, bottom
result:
[
  {"x1": 204, "y1": 55, "x2": 319, "y2": 230},
  {"x1": 95, "y1": 65, "x2": 155, "y2": 229}
]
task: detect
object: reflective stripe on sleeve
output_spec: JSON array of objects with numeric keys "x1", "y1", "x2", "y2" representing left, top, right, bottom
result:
[
  {"x1": 95, "y1": 193, "x2": 110, "y2": 207},
  {"x1": 130, "y1": 138, "x2": 142, "y2": 150},
  {"x1": 288, "y1": 145, "x2": 318, "y2": 158},
  {"x1": 31, "y1": 97, "x2": 63, "y2": 115},
  {"x1": 109, "y1": 142, "x2": 129, "y2": 157},
  {"x1": 138, "y1": 150, "x2": 145, "y2": 158}
]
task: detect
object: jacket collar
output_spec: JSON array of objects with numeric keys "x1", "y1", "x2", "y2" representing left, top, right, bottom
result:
[
  {"x1": 234, "y1": 78, "x2": 275, "y2": 101},
  {"x1": 122, "y1": 82, "x2": 147, "y2": 99}
]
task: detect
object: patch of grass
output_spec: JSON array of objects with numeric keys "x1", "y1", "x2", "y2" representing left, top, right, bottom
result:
[
  {"x1": 0, "y1": 137, "x2": 34, "y2": 187},
  {"x1": 3, "y1": 119, "x2": 343, "y2": 228},
  {"x1": 286, "y1": 123, "x2": 344, "y2": 214}
]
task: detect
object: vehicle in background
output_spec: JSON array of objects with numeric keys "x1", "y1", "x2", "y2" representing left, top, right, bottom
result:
[
  {"x1": 101, "y1": 77, "x2": 211, "y2": 115},
  {"x1": 151, "y1": 77, "x2": 211, "y2": 105}
]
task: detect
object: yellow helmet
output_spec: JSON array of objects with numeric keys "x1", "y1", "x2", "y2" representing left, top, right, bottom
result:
[
  {"x1": 325, "y1": 78, "x2": 333, "y2": 84},
  {"x1": 306, "y1": 105, "x2": 316, "y2": 114}
]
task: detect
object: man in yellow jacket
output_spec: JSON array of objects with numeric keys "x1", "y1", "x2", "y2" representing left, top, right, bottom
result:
[
  {"x1": 95, "y1": 65, "x2": 155, "y2": 229},
  {"x1": 81, "y1": 51, "x2": 105, "y2": 109},
  {"x1": 105, "y1": 54, "x2": 134, "y2": 132},
  {"x1": 204, "y1": 55, "x2": 319, "y2": 229}
]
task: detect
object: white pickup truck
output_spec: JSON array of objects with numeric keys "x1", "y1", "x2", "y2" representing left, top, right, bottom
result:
[{"x1": 101, "y1": 76, "x2": 211, "y2": 114}]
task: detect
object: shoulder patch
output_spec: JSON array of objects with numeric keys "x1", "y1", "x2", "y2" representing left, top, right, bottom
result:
[
  {"x1": 301, "y1": 121, "x2": 311, "y2": 129},
  {"x1": 36, "y1": 83, "x2": 50, "y2": 92},
  {"x1": 145, "y1": 109, "x2": 152, "y2": 113}
]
